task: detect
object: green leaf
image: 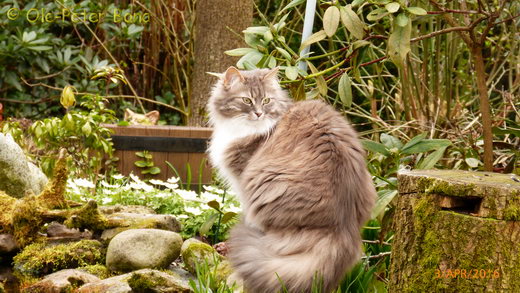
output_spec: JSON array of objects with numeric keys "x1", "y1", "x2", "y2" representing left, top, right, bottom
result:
[
  {"x1": 492, "y1": 126, "x2": 520, "y2": 137},
  {"x1": 387, "y1": 20, "x2": 411, "y2": 68},
  {"x1": 352, "y1": 40, "x2": 371, "y2": 50},
  {"x1": 407, "y1": 6, "x2": 428, "y2": 16},
  {"x1": 401, "y1": 133, "x2": 427, "y2": 152},
  {"x1": 371, "y1": 189, "x2": 397, "y2": 218},
  {"x1": 362, "y1": 140, "x2": 391, "y2": 156},
  {"x1": 465, "y1": 157, "x2": 481, "y2": 168},
  {"x1": 243, "y1": 26, "x2": 269, "y2": 35},
  {"x1": 340, "y1": 5, "x2": 365, "y2": 39},
  {"x1": 396, "y1": 13, "x2": 409, "y2": 27},
  {"x1": 299, "y1": 30, "x2": 327, "y2": 52},
  {"x1": 367, "y1": 8, "x2": 389, "y2": 21},
  {"x1": 237, "y1": 51, "x2": 264, "y2": 69},
  {"x1": 275, "y1": 47, "x2": 292, "y2": 60},
  {"x1": 135, "y1": 151, "x2": 145, "y2": 158},
  {"x1": 225, "y1": 48, "x2": 256, "y2": 57},
  {"x1": 22, "y1": 31, "x2": 37, "y2": 43},
  {"x1": 338, "y1": 74, "x2": 353, "y2": 108},
  {"x1": 323, "y1": 6, "x2": 340, "y2": 37},
  {"x1": 5, "y1": 72, "x2": 22, "y2": 91},
  {"x1": 401, "y1": 139, "x2": 451, "y2": 155},
  {"x1": 281, "y1": 0, "x2": 305, "y2": 12},
  {"x1": 199, "y1": 213, "x2": 219, "y2": 236},
  {"x1": 207, "y1": 200, "x2": 221, "y2": 211},
  {"x1": 385, "y1": 2, "x2": 400, "y2": 13},
  {"x1": 28, "y1": 46, "x2": 52, "y2": 51},
  {"x1": 221, "y1": 212, "x2": 237, "y2": 224},
  {"x1": 381, "y1": 133, "x2": 403, "y2": 150},
  {"x1": 148, "y1": 166, "x2": 161, "y2": 175},
  {"x1": 134, "y1": 161, "x2": 148, "y2": 168},
  {"x1": 308, "y1": 62, "x2": 327, "y2": 96},
  {"x1": 285, "y1": 66, "x2": 299, "y2": 80},
  {"x1": 417, "y1": 146, "x2": 447, "y2": 169},
  {"x1": 81, "y1": 123, "x2": 92, "y2": 136}
]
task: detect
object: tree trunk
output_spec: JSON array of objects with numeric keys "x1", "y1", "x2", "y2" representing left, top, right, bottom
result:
[
  {"x1": 188, "y1": 0, "x2": 253, "y2": 126},
  {"x1": 389, "y1": 170, "x2": 520, "y2": 292},
  {"x1": 471, "y1": 45, "x2": 494, "y2": 171}
]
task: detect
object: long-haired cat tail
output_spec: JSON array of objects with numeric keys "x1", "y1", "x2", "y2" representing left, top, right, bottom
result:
[{"x1": 207, "y1": 66, "x2": 376, "y2": 293}]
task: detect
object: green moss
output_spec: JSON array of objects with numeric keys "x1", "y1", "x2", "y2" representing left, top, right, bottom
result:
[
  {"x1": 0, "y1": 190, "x2": 16, "y2": 233},
  {"x1": 37, "y1": 152, "x2": 69, "y2": 209},
  {"x1": 417, "y1": 176, "x2": 477, "y2": 197},
  {"x1": 64, "y1": 200, "x2": 108, "y2": 231},
  {"x1": 181, "y1": 241, "x2": 221, "y2": 274},
  {"x1": 0, "y1": 281, "x2": 4, "y2": 293},
  {"x1": 13, "y1": 240, "x2": 105, "y2": 277},
  {"x1": 504, "y1": 203, "x2": 520, "y2": 221},
  {"x1": 11, "y1": 193, "x2": 45, "y2": 247},
  {"x1": 78, "y1": 264, "x2": 112, "y2": 279},
  {"x1": 128, "y1": 271, "x2": 167, "y2": 291}
]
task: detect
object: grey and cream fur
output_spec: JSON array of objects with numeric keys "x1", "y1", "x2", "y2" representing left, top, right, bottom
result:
[{"x1": 207, "y1": 67, "x2": 376, "y2": 293}]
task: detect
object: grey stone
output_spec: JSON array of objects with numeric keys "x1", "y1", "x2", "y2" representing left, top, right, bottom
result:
[
  {"x1": 106, "y1": 229, "x2": 183, "y2": 272},
  {"x1": 77, "y1": 268, "x2": 193, "y2": 293},
  {"x1": 101, "y1": 213, "x2": 181, "y2": 242},
  {"x1": 23, "y1": 269, "x2": 100, "y2": 292},
  {"x1": 0, "y1": 133, "x2": 47, "y2": 198},
  {"x1": 0, "y1": 234, "x2": 18, "y2": 254}
]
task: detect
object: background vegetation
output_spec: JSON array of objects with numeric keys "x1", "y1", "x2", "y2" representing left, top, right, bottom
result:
[{"x1": 0, "y1": 0, "x2": 519, "y2": 292}]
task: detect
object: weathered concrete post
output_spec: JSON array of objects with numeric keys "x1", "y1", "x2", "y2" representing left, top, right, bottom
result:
[{"x1": 389, "y1": 170, "x2": 520, "y2": 292}]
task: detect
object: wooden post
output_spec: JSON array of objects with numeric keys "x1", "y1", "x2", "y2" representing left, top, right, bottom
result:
[
  {"x1": 389, "y1": 170, "x2": 520, "y2": 292},
  {"x1": 189, "y1": 0, "x2": 253, "y2": 126}
]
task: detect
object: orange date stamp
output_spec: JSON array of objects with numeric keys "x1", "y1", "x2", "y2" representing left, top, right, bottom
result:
[{"x1": 434, "y1": 269, "x2": 500, "y2": 279}]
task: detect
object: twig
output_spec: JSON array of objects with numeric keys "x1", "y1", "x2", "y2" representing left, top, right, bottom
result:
[
  {"x1": 411, "y1": 27, "x2": 471, "y2": 42},
  {"x1": 362, "y1": 252, "x2": 391, "y2": 260},
  {"x1": 362, "y1": 239, "x2": 392, "y2": 246}
]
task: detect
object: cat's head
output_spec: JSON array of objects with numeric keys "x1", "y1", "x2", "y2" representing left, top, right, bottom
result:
[
  {"x1": 124, "y1": 109, "x2": 160, "y2": 125},
  {"x1": 208, "y1": 67, "x2": 292, "y2": 128}
]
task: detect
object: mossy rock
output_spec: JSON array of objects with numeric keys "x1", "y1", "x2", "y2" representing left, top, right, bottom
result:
[
  {"x1": 390, "y1": 170, "x2": 520, "y2": 292},
  {"x1": 0, "y1": 191, "x2": 16, "y2": 234},
  {"x1": 181, "y1": 238, "x2": 232, "y2": 283},
  {"x1": 78, "y1": 264, "x2": 112, "y2": 280},
  {"x1": 13, "y1": 240, "x2": 105, "y2": 277},
  {"x1": 127, "y1": 269, "x2": 192, "y2": 293},
  {"x1": 64, "y1": 200, "x2": 109, "y2": 231},
  {"x1": 77, "y1": 269, "x2": 192, "y2": 292}
]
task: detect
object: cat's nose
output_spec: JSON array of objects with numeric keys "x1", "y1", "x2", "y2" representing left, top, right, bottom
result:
[{"x1": 254, "y1": 112, "x2": 263, "y2": 117}]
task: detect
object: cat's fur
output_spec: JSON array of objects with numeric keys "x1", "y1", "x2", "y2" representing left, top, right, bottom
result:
[
  {"x1": 208, "y1": 67, "x2": 376, "y2": 293},
  {"x1": 124, "y1": 109, "x2": 160, "y2": 125}
]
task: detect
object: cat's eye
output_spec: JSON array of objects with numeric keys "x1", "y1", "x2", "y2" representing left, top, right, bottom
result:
[
  {"x1": 262, "y1": 98, "x2": 271, "y2": 105},
  {"x1": 242, "y1": 97, "x2": 253, "y2": 105}
]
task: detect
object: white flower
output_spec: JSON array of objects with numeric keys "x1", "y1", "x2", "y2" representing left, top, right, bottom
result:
[
  {"x1": 112, "y1": 174, "x2": 124, "y2": 180},
  {"x1": 130, "y1": 173, "x2": 141, "y2": 182},
  {"x1": 227, "y1": 204, "x2": 241, "y2": 213},
  {"x1": 164, "y1": 182, "x2": 179, "y2": 190},
  {"x1": 176, "y1": 190, "x2": 199, "y2": 201},
  {"x1": 102, "y1": 189, "x2": 116, "y2": 195},
  {"x1": 203, "y1": 185, "x2": 225, "y2": 194},
  {"x1": 149, "y1": 179, "x2": 165, "y2": 186},
  {"x1": 167, "y1": 177, "x2": 180, "y2": 184},
  {"x1": 201, "y1": 191, "x2": 221, "y2": 202},
  {"x1": 73, "y1": 178, "x2": 95, "y2": 188},
  {"x1": 176, "y1": 214, "x2": 189, "y2": 219},
  {"x1": 184, "y1": 206, "x2": 203, "y2": 216},
  {"x1": 128, "y1": 181, "x2": 154, "y2": 192},
  {"x1": 154, "y1": 192, "x2": 170, "y2": 198},
  {"x1": 101, "y1": 181, "x2": 119, "y2": 188},
  {"x1": 101, "y1": 197, "x2": 113, "y2": 204}
]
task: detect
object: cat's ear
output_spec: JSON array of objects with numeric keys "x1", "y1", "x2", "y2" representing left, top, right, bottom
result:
[
  {"x1": 124, "y1": 109, "x2": 134, "y2": 121},
  {"x1": 223, "y1": 66, "x2": 244, "y2": 87},
  {"x1": 263, "y1": 67, "x2": 280, "y2": 80},
  {"x1": 145, "y1": 110, "x2": 160, "y2": 124}
]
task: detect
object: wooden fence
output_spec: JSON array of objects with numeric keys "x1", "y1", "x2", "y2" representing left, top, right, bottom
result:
[{"x1": 104, "y1": 124, "x2": 213, "y2": 186}]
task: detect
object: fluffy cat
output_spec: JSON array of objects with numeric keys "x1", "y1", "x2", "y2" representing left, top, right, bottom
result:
[
  {"x1": 207, "y1": 66, "x2": 376, "y2": 293},
  {"x1": 124, "y1": 109, "x2": 160, "y2": 125}
]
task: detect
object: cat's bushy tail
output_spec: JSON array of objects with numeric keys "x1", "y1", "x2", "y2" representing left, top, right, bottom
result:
[{"x1": 228, "y1": 223, "x2": 359, "y2": 293}]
